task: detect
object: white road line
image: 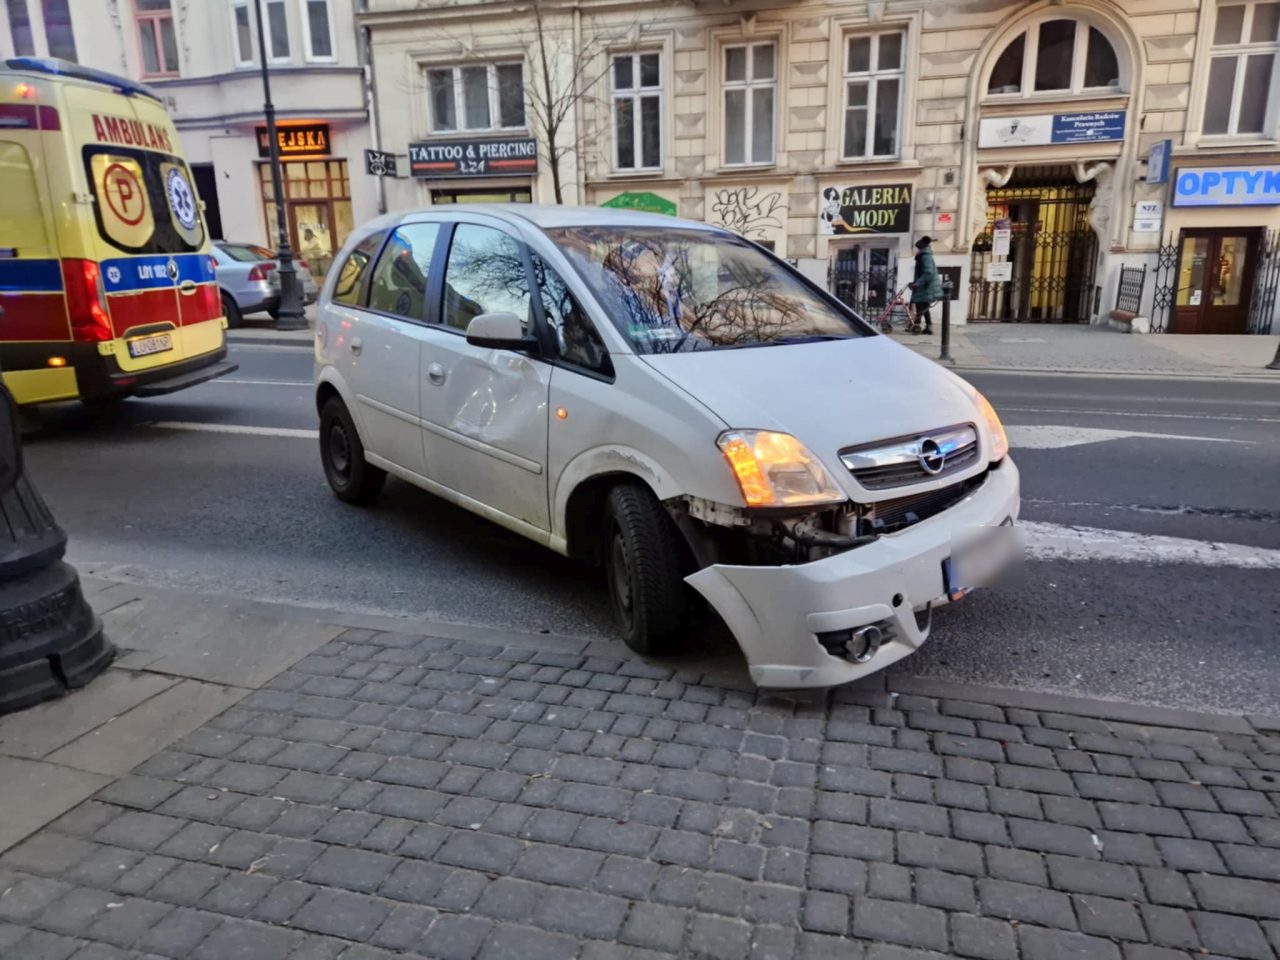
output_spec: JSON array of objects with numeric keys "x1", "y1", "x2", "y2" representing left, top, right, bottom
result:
[
  {"x1": 152, "y1": 421, "x2": 318, "y2": 439},
  {"x1": 1002, "y1": 406, "x2": 1280, "y2": 423},
  {"x1": 1006, "y1": 425, "x2": 1250, "y2": 449},
  {"x1": 1022, "y1": 521, "x2": 1280, "y2": 569},
  {"x1": 212, "y1": 378, "x2": 310, "y2": 387}
]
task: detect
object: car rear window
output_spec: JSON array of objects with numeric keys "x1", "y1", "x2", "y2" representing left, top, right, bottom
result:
[
  {"x1": 218, "y1": 243, "x2": 272, "y2": 262},
  {"x1": 83, "y1": 144, "x2": 205, "y2": 255}
]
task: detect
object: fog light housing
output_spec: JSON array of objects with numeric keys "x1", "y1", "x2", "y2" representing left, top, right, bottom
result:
[{"x1": 817, "y1": 620, "x2": 894, "y2": 663}]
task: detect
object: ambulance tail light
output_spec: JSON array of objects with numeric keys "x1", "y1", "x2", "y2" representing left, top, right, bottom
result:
[{"x1": 61, "y1": 259, "x2": 113, "y2": 342}]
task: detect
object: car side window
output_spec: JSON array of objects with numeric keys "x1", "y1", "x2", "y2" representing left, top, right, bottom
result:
[
  {"x1": 441, "y1": 224, "x2": 533, "y2": 333},
  {"x1": 534, "y1": 255, "x2": 612, "y2": 376},
  {"x1": 367, "y1": 223, "x2": 440, "y2": 320},
  {"x1": 332, "y1": 231, "x2": 385, "y2": 306}
]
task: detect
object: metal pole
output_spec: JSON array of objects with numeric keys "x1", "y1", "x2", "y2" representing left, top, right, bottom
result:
[
  {"x1": 254, "y1": 0, "x2": 305, "y2": 331},
  {"x1": 939, "y1": 278, "x2": 954, "y2": 364},
  {"x1": 1268, "y1": 337, "x2": 1280, "y2": 370}
]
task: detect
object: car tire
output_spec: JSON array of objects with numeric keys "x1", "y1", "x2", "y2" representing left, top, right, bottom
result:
[
  {"x1": 221, "y1": 293, "x2": 243, "y2": 329},
  {"x1": 320, "y1": 396, "x2": 385, "y2": 505},
  {"x1": 605, "y1": 482, "x2": 688, "y2": 656}
]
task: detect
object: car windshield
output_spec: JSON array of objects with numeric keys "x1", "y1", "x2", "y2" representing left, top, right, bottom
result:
[
  {"x1": 546, "y1": 227, "x2": 868, "y2": 353},
  {"x1": 218, "y1": 243, "x2": 274, "y2": 262}
]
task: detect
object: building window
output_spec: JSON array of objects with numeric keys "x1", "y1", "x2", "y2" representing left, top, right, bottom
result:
[
  {"x1": 42, "y1": 0, "x2": 75, "y2": 61},
  {"x1": 135, "y1": 0, "x2": 178, "y2": 76},
  {"x1": 986, "y1": 19, "x2": 1121, "y2": 96},
  {"x1": 842, "y1": 31, "x2": 904, "y2": 159},
  {"x1": 427, "y1": 63, "x2": 525, "y2": 133},
  {"x1": 301, "y1": 0, "x2": 333, "y2": 61},
  {"x1": 1203, "y1": 2, "x2": 1280, "y2": 136},
  {"x1": 230, "y1": 1, "x2": 253, "y2": 67},
  {"x1": 264, "y1": 0, "x2": 288, "y2": 60},
  {"x1": 6, "y1": 0, "x2": 33, "y2": 55},
  {"x1": 723, "y1": 41, "x2": 775, "y2": 165},
  {"x1": 613, "y1": 52, "x2": 662, "y2": 171}
]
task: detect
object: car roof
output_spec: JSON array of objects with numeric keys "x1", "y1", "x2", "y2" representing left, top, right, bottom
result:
[{"x1": 385, "y1": 204, "x2": 723, "y2": 233}]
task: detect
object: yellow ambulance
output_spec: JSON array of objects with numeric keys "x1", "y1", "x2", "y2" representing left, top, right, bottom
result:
[{"x1": 0, "y1": 57, "x2": 235, "y2": 407}]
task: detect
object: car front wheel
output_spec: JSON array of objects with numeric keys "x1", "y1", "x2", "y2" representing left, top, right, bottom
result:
[
  {"x1": 605, "y1": 482, "x2": 688, "y2": 655},
  {"x1": 319, "y1": 396, "x2": 385, "y2": 505}
]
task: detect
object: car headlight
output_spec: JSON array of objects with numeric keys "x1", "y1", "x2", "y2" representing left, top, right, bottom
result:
[
  {"x1": 974, "y1": 391, "x2": 1009, "y2": 462},
  {"x1": 717, "y1": 430, "x2": 846, "y2": 507}
]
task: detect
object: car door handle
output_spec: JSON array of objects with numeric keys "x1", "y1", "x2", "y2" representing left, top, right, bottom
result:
[
  {"x1": 178, "y1": 280, "x2": 197, "y2": 296},
  {"x1": 350, "y1": 336, "x2": 362, "y2": 356},
  {"x1": 426, "y1": 362, "x2": 447, "y2": 385}
]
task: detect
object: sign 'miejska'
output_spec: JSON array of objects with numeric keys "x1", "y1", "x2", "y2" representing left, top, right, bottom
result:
[
  {"x1": 820, "y1": 184, "x2": 912, "y2": 235},
  {"x1": 408, "y1": 137, "x2": 538, "y2": 179},
  {"x1": 1172, "y1": 166, "x2": 1280, "y2": 207},
  {"x1": 364, "y1": 149, "x2": 398, "y2": 177},
  {"x1": 256, "y1": 123, "x2": 330, "y2": 158}
]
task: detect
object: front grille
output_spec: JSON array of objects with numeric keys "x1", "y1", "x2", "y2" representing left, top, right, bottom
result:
[
  {"x1": 841, "y1": 424, "x2": 979, "y2": 490},
  {"x1": 862, "y1": 474, "x2": 986, "y2": 534}
]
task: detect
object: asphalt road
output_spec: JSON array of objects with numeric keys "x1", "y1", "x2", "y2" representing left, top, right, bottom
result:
[{"x1": 21, "y1": 342, "x2": 1280, "y2": 716}]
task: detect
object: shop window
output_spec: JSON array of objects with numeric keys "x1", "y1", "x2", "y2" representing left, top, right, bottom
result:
[
  {"x1": 431, "y1": 188, "x2": 533, "y2": 204},
  {"x1": 427, "y1": 63, "x2": 525, "y2": 133},
  {"x1": 230, "y1": 1, "x2": 254, "y2": 66},
  {"x1": 613, "y1": 52, "x2": 662, "y2": 171},
  {"x1": 259, "y1": 159, "x2": 352, "y2": 278},
  {"x1": 6, "y1": 0, "x2": 34, "y2": 56},
  {"x1": 1203, "y1": 2, "x2": 1280, "y2": 136},
  {"x1": 986, "y1": 19, "x2": 1121, "y2": 96},
  {"x1": 842, "y1": 31, "x2": 904, "y2": 160},
  {"x1": 135, "y1": 0, "x2": 178, "y2": 76},
  {"x1": 42, "y1": 0, "x2": 75, "y2": 61},
  {"x1": 302, "y1": 0, "x2": 333, "y2": 61},
  {"x1": 723, "y1": 41, "x2": 775, "y2": 165}
]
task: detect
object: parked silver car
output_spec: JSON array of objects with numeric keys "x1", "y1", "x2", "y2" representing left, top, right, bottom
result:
[{"x1": 212, "y1": 241, "x2": 320, "y2": 327}]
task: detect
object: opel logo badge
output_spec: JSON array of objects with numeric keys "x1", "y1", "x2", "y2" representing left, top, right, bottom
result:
[{"x1": 917, "y1": 437, "x2": 946, "y2": 475}]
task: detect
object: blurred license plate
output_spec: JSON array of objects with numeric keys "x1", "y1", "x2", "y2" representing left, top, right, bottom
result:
[
  {"x1": 943, "y1": 523, "x2": 1021, "y2": 600},
  {"x1": 128, "y1": 333, "x2": 173, "y2": 358}
]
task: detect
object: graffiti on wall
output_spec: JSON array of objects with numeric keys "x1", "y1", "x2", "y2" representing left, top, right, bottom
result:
[{"x1": 710, "y1": 187, "x2": 786, "y2": 241}]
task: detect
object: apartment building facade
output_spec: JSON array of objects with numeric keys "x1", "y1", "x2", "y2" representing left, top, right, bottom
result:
[
  {"x1": 359, "y1": 0, "x2": 1280, "y2": 332},
  {"x1": 0, "y1": 0, "x2": 376, "y2": 277}
]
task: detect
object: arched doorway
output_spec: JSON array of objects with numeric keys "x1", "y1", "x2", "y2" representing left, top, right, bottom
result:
[{"x1": 969, "y1": 165, "x2": 1097, "y2": 323}]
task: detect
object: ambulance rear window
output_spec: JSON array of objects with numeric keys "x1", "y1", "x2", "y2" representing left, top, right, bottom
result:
[{"x1": 83, "y1": 144, "x2": 205, "y2": 254}]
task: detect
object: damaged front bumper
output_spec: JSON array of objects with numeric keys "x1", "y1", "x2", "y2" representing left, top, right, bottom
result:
[{"x1": 686, "y1": 459, "x2": 1021, "y2": 689}]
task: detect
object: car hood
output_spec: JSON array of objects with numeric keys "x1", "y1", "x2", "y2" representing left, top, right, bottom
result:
[{"x1": 639, "y1": 336, "x2": 988, "y2": 494}]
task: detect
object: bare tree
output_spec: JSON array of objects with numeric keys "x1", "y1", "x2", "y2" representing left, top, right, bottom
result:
[{"x1": 519, "y1": 0, "x2": 618, "y2": 204}]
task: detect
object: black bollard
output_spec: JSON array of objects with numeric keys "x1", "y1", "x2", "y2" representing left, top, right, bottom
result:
[
  {"x1": 0, "y1": 366, "x2": 113, "y2": 715},
  {"x1": 939, "y1": 278, "x2": 954, "y2": 364}
]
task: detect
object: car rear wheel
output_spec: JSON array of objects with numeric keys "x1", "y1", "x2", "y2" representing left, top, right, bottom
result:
[
  {"x1": 605, "y1": 482, "x2": 688, "y2": 655},
  {"x1": 221, "y1": 293, "x2": 243, "y2": 329},
  {"x1": 320, "y1": 396, "x2": 385, "y2": 505}
]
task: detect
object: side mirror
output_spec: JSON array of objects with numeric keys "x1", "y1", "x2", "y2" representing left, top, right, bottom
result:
[{"x1": 465, "y1": 312, "x2": 539, "y2": 352}]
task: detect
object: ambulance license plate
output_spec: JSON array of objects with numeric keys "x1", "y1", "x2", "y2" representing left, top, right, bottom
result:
[{"x1": 128, "y1": 333, "x2": 173, "y2": 358}]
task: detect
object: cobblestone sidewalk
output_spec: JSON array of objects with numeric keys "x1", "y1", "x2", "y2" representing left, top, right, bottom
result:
[{"x1": 2, "y1": 626, "x2": 1278, "y2": 960}]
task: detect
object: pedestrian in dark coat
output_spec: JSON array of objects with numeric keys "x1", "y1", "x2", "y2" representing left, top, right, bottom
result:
[{"x1": 911, "y1": 235, "x2": 943, "y2": 334}]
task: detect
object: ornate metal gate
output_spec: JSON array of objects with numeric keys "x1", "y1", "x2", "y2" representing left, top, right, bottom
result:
[
  {"x1": 969, "y1": 175, "x2": 1097, "y2": 323},
  {"x1": 1248, "y1": 230, "x2": 1280, "y2": 335},
  {"x1": 829, "y1": 248, "x2": 897, "y2": 319}
]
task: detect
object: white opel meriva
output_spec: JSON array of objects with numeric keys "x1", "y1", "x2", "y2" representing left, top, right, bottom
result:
[{"x1": 314, "y1": 205, "x2": 1020, "y2": 688}]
